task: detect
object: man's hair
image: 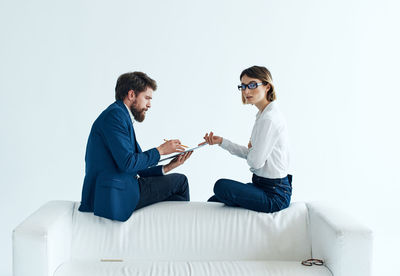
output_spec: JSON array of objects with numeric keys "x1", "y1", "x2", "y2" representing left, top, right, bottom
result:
[
  {"x1": 115, "y1": 71, "x2": 157, "y2": 101},
  {"x1": 240, "y1": 65, "x2": 276, "y2": 104}
]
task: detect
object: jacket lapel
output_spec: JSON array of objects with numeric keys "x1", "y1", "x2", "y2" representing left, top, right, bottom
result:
[{"x1": 115, "y1": 100, "x2": 141, "y2": 153}]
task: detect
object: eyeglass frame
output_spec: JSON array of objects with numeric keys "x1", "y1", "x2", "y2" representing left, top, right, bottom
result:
[
  {"x1": 237, "y1": 81, "x2": 267, "y2": 92},
  {"x1": 301, "y1": 258, "x2": 324, "y2": 266}
]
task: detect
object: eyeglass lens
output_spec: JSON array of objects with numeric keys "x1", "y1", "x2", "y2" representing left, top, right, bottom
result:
[{"x1": 238, "y1": 82, "x2": 260, "y2": 91}]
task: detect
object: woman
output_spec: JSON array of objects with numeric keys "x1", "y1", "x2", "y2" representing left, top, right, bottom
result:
[{"x1": 202, "y1": 65, "x2": 292, "y2": 213}]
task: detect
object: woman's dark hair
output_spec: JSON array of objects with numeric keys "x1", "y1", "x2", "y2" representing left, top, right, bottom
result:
[
  {"x1": 115, "y1": 71, "x2": 157, "y2": 101},
  {"x1": 240, "y1": 66, "x2": 276, "y2": 103}
]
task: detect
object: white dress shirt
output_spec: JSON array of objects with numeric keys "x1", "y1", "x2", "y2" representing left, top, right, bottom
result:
[
  {"x1": 124, "y1": 103, "x2": 165, "y2": 175},
  {"x1": 124, "y1": 103, "x2": 135, "y2": 124},
  {"x1": 219, "y1": 101, "x2": 290, "y2": 179}
]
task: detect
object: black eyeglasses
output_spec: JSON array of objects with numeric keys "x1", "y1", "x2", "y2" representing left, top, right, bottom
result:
[
  {"x1": 237, "y1": 82, "x2": 266, "y2": 91},
  {"x1": 301, "y1": 259, "x2": 324, "y2": 266}
]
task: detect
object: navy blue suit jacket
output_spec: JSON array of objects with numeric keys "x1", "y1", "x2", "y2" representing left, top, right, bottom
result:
[{"x1": 79, "y1": 100, "x2": 163, "y2": 221}]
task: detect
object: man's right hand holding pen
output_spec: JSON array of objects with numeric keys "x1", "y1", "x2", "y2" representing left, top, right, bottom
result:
[{"x1": 157, "y1": 139, "x2": 186, "y2": 155}]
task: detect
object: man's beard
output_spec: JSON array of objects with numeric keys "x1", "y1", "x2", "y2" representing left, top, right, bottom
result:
[{"x1": 130, "y1": 102, "x2": 146, "y2": 122}]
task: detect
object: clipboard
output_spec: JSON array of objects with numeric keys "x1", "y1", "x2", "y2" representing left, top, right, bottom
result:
[{"x1": 159, "y1": 143, "x2": 207, "y2": 162}]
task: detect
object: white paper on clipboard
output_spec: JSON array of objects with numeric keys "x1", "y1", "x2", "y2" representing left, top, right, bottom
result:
[{"x1": 158, "y1": 143, "x2": 207, "y2": 162}]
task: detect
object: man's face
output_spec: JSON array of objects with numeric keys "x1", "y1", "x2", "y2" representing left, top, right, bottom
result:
[{"x1": 130, "y1": 87, "x2": 153, "y2": 122}]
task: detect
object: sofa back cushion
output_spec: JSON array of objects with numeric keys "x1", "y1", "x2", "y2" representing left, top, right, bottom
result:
[{"x1": 71, "y1": 201, "x2": 311, "y2": 261}]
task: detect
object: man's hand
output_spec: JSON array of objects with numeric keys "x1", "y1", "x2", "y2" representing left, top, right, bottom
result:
[
  {"x1": 157, "y1": 139, "x2": 185, "y2": 155},
  {"x1": 163, "y1": 151, "x2": 193, "y2": 173},
  {"x1": 248, "y1": 141, "x2": 252, "y2": 149},
  {"x1": 201, "y1": 131, "x2": 222, "y2": 146}
]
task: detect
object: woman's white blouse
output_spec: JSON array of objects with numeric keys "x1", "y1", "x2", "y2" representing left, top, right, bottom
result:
[{"x1": 219, "y1": 101, "x2": 290, "y2": 179}]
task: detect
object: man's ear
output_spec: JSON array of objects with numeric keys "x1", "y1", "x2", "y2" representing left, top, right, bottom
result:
[{"x1": 127, "y1": 90, "x2": 136, "y2": 101}]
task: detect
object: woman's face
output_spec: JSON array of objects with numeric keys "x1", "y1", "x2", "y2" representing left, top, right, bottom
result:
[{"x1": 240, "y1": 75, "x2": 269, "y2": 105}]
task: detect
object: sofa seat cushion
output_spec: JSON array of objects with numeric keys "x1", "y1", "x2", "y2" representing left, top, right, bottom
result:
[
  {"x1": 55, "y1": 260, "x2": 332, "y2": 276},
  {"x1": 72, "y1": 201, "x2": 311, "y2": 261}
]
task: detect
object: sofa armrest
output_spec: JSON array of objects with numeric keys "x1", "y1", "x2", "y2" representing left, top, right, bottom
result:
[
  {"x1": 306, "y1": 202, "x2": 373, "y2": 276},
  {"x1": 13, "y1": 201, "x2": 75, "y2": 276}
]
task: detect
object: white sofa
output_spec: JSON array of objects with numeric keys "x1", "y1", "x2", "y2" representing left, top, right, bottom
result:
[{"x1": 13, "y1": 201, "x2": 372, "y2": 276}]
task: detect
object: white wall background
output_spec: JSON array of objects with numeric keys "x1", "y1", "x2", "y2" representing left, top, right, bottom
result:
[{"x1": 1, "y1": 0, "x2": 399, "y2": 275}]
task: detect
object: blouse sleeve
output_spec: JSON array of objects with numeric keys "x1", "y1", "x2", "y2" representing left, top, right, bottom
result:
[
  {"x1": 247, "y1": 118, "x2": 280, "y2": 170},
  {"x1": 219, "y1": 137, "x2": 249, "y2": 159}
]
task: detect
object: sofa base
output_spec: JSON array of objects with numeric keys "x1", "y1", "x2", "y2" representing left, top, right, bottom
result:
[{"x1": 55, "y1": 260, "x2": 332, "y2": 276}]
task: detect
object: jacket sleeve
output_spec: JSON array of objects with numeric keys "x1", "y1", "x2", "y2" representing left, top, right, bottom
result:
[
  {"x1": 137, "y1": 165, "x2": 164, "y2": 177},
  {"x1": 100, "y1": 109, "x2": 160, "y2": 174}
]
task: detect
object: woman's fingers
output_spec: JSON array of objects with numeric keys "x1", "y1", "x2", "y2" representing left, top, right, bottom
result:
[
  {"x1": 203, "y1": 132, "x2": 219, "y2": 145},
  {"x1": 207, "y1": 132, "x2": 212, "y2": 145},
  {"x1": 204, "y1": 133, "x2": 210, "y2": 144},
  {"x1": 211, "y1": 132, "x2": 217, "y2": 145},
  {"x1": 210, "y1": 132, "x2": 215, "y2": 144}
]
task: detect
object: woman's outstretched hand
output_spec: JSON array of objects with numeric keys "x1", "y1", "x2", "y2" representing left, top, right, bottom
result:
[{"x1": 199, "y1": 131, "x2": 223, "y2": 146}]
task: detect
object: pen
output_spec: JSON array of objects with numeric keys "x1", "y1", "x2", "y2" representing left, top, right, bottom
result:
[{"x1": 163, "y1": 139, "x2": 188, "y2": 148}]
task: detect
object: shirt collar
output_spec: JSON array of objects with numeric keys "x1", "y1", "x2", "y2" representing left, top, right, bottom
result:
[
  {"x1": 256, "y1": 101, "x2": 275, "y2": 119},
  {"x1": 124, "y1": 103, "x2": 135, "y2": 124}
]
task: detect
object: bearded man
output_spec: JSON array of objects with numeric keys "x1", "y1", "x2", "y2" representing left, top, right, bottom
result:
[{"x1": 79, "y1": 71, "x2": 191, "y2": 221}]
